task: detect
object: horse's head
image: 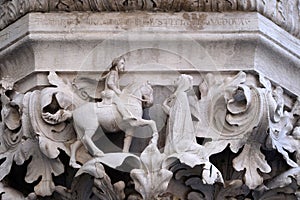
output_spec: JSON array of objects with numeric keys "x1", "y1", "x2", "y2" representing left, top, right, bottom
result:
[
  {"x1": 122, "y1": 82, "x2": 154, "y2": 108},
  {"x1": 140, "y1": 82, "x2": 154, "y2": 108}
]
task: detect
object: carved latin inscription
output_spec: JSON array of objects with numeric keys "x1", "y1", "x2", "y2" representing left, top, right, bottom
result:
[
  {"x1": 29, "y1": 13, "x2": 252, "y2": 31},
  {"x1": 1, "y1": 0, "x2": 300, "y2": 38}
]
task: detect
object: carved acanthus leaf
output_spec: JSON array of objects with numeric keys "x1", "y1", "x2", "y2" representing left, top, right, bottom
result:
[
  {"x1": 196, "y1": 71, "x2": 299, "y2": 190},
  {"x1": 215, "y1": 180, "x2": 250, "y2": 200},
  {"x1": 75, "y1": 158, "x2": 106, "y2": 179},
  {"x1": 75, "y1": 160, "x2": 124, "y2": 200},
  {"x1": 0, "y1": 130, "x2": 26, "y2": 181},
  {"x1": 202, "y1": 139, "x2": 245, "y2": 157},
  {"x1": 2, "y1": 104, "x2": 21, "y2": 131},
  {"x1": 74, "y1": 145, "x2": 172, "y2": 200},
  {"x1": 0, "y1": 136, "x2": 64, "y2": 196},
  {"x1": 266, "y1": 112, "x2": 299, "y2": 168},
  {"x1": 167, "y1": 163, "x2": 208, "y2": 199},
  {"x1": 291, "y1": 97, "x2": 300, "y2": 116},
  {"x1": 22, "y1": 139, "x2": 64, "y2": 196},
  {"x1": 0, "y1": 182, "x2": 37, "y2": 200},
  {"x1": 0, "y1": 93, "x2": 26, "y2": 181},
  {"x1": 38, "y1": 136, "x2": 69, "y2": 159},
  {"x1": 253, "y1": 185, "x2": 298, "y2": 200},
  {"x1": 233, "y1": 143, "x2": 271, "y2": 189},
  {"x1": 1, "y1": 75, "x2": 80, "y2": 197},
  {"x1": 253, "y1": 168, "x2": 300, "y2": 199},
  {"x1": 169, "y1": 163, "x2": 248, "y2": 199},
  {"x1": 22, "y1": 89, "x2": 73, "y2": 167},
  {"x1": 166, "y1": 159, "x2": 224, "y2": 187},
  {"x1": 185, "y1": 177, "x2": 214, "y2": 200},
  {"x1": 266, "y1": 92, "x2": 300, "y2": 167},
  {"x1": 266, "y1": 167, "x2": 300, "y2": 189},
  {"x1": 93, "y1": 178, "x2": 125, "y2": 200},
  {"x1": 130, "y1": 144, "x2": 173, "y2": 200}
]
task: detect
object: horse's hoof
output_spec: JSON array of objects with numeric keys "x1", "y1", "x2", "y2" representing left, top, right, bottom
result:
[{"x1": 70, "y1": 161, "x2": 82, "y2": 169}]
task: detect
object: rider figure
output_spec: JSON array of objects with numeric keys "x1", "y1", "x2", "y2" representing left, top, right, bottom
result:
[{"x1": 101, "y1": 56, "x2": 136, "y2": 121}]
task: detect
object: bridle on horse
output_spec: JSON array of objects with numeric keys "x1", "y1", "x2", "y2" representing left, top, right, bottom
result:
[
  {"x1": 129, "y1": 94, "x2": 149, "y2": 102},
  {"x1": 126, "y1": 84, "x2": 152, "y2": 103}
]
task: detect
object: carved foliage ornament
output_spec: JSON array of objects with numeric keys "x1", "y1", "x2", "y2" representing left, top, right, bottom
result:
[
  {"x1": 0, "y1": 67, "x2": 299, "y2": 199},
  {"x1": 0, "y1": 0, "x2": 300, "y2": 39}
]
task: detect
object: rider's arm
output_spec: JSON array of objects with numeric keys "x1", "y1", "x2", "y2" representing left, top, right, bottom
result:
[{"x1": 107, "y1": 71, "x2": 122, "y2": 95}]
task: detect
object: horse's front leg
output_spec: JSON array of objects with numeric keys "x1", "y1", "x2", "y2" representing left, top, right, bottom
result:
[
  {"x1": 129, "y1": 119, "x2": 158, "y2": 145},
  {"x1": 69, "y1": 140, "x2": 83, "y2": 168},
  {"x1": 123, "y1": 129, "x2": 134, "y2": 153},
  {"x1": 81, "y1": 129, "x2": 104, "y2": 157}
]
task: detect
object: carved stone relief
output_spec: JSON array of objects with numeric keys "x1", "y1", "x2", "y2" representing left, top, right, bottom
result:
[
  {"x1": 0, "y1": 55, "x2": 299, "y2": 199},
  {"x1": 0, "y1": 0, "x2": 300, "y2": 39}
]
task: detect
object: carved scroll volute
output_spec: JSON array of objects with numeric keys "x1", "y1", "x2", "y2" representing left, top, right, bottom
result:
[
  {"x1": 197, "y1": 71, "x2": 265, "y2": 141},
  {"x1": 195, "y1": 71, "x2": 300, "y2": 190}
]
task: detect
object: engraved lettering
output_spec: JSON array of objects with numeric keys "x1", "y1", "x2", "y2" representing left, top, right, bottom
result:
[
  {"x1": 30, "y1": 15, "x2": 251, "y2": 29},
  {"x1": 204, "y1": 18, "x2": 250, "y2": 26},
  {"x1": 156, "y1": 19, "x2": 163, "y2": 26}
]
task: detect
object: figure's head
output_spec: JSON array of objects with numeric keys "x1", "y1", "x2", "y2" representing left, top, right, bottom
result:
[
  {"x1": 111, "y1": 56, "x2": 125, "y2": 72},
  {"x1": 175, "y1": 74, "x2": 193, "y2": 92}
]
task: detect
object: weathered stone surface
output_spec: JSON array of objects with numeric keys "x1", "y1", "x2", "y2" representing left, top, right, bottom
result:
[
  {"x1": 0, "y1": 66, "x2": 300, "y2": 199},
  {"x1": 0, "y1": 5, "x2": 300, "y2": 200},
  {"x1": 1, "y1": 0, "x2": 300, "y2": 39}
]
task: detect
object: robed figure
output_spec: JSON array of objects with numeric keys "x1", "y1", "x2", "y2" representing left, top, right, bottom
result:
[{"x1": 163, "y1": 74, "x2": 203, "y2": 155}]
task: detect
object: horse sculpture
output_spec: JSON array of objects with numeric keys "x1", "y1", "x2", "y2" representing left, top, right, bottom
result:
[{"x1": 68, "y1": 82, "x2": 158, "y2": 168}]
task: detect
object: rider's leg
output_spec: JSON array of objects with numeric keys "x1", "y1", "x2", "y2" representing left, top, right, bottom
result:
[{"x1": 113, "y1": 96, "x2": 136, "y2": 120}]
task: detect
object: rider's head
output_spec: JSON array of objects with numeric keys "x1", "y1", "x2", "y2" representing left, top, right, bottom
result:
[{"x1": 111, "y1": 56, "x2": 125, "y2": 72}]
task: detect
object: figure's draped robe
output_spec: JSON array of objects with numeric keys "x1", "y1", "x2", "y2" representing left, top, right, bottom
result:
[{"x1": 164, "y1": 91, "x2": 203, "y2": 155}]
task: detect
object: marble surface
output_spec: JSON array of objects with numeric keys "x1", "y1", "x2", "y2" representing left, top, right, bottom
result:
[{"x1": 0, "y1": 9, "x2": 300, "y2": 200}]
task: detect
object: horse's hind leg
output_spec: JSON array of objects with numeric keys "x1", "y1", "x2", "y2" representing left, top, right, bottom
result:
[
  {"x1": 69, "y1": 140, "x2": 83, "y2": 168},
  {"x1": 81, "y1": 129, "x2": 104, "y2": 157}
]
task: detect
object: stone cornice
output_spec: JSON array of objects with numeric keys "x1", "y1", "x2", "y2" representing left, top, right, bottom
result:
[
  {"x1": 0, "y1": 12, "x2": 299, "y2": 97},
  {"x1": 0, "y1": 0, "x2": 299, "y2": 39}
]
